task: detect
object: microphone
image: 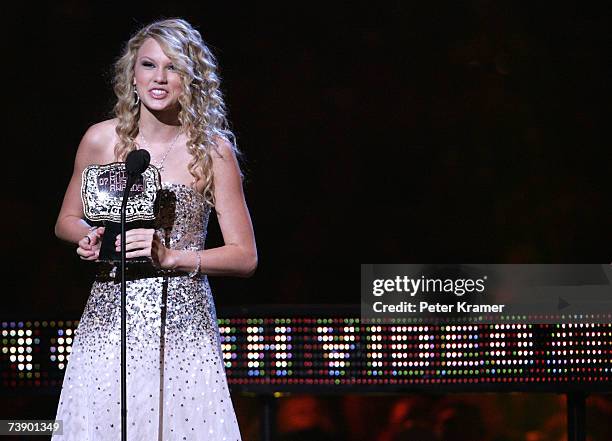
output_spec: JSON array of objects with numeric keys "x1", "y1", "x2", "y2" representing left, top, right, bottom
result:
[
  {"x1": 121, "y1": 149, "x2": 151, "y2": 235},
  {"x1": 121, "y1": 149, "x2": 150, "y2": 218},
  {"x1": 125, "y1": 149, "x2": 151, "y2": 177}
]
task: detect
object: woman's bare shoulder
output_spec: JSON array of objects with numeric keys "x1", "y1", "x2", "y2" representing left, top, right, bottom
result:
[
  {"x1": 79, "y1": 118, "x2": 119, "y2": 162},
  {"x1": 83, "y1": 118, "x2": 118, "y2": 145},
  {"x1": 210, "y1": 134, "x2": 236, "y2": 160}
]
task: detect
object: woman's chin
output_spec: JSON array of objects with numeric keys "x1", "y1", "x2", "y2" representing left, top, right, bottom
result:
[{"x1": 142, "y1": 100, "x2": 179, "y2": 113}]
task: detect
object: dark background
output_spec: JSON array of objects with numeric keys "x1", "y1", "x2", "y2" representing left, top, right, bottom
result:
[{"x1": 3, "y1": 1, "x2": 611, "y2": 318}]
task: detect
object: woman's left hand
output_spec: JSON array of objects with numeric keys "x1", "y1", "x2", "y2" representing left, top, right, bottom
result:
[{"x1": 115, "y1": 228, "x2": 174, "y2": 269}]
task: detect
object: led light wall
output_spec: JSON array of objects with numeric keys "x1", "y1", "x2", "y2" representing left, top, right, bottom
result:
[{"x1": 2, "y1": 318, "x2": 611, "y2": 392}]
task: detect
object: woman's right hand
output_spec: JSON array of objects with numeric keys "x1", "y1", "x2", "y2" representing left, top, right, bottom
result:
[{"x1": 76, "y1": 226, "x2": 105, "y2": 261}]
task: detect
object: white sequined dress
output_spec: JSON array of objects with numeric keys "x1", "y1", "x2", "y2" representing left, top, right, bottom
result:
[{"x1": 53, "y1": 182, "x2": 242, "y2": 441}]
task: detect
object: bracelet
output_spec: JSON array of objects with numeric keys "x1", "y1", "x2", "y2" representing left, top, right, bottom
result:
[{"x1": 188, "y1": 251, "x2": 201, "y2": 278}]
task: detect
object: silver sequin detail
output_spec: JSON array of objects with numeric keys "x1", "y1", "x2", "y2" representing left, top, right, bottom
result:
[{"x1": 52, "y1": 183, "x2": 242, "y2": 440}]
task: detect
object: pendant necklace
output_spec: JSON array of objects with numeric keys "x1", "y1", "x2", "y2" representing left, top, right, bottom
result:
[{"x1": 137, "y1": 128, "x2": 181, "y2": 172}]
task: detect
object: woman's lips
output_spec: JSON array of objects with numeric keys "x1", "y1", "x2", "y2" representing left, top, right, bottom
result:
[{"x1": 149, "y1": 89, "x2": 168, "y2": 99}]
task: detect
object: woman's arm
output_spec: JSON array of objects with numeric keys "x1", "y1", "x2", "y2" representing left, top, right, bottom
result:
[
  {"x1": 55, "y1": 122, "x2": 113, "y2": 245},
  {"x1": 168, "y1": 137, "x2": 257, "y2": 278}
]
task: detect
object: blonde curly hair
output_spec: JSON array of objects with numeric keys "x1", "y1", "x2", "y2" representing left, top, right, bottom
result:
[{"x1": 112, "y1": 18, "x2": 239, "y2": 207}]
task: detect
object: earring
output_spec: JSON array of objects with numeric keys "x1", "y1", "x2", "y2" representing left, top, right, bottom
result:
[{"x1": 133, "y1": 85, "x2": 140, "y2": 106}]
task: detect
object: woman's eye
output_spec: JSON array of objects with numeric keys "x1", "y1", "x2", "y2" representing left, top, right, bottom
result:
[{"x1": 140, "y1": 61, "x2": 175, "y2": 70}]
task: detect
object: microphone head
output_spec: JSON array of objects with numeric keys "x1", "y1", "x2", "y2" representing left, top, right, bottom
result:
[{"x1": 125, "y1": 149, "x2": 151, "y2": 176}]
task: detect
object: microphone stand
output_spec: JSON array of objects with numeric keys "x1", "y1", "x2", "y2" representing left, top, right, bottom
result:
[
  {"x1": 114, "y1": 148, "x2": 150, "y2": 441},
  {"x1": 120, "y1": 174, "x2": 136, "y2": 441}
]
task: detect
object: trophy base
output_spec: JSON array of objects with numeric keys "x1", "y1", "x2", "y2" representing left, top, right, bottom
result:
[{"x1": 97, "y1": 220, "x2": 154, "y2": 263}]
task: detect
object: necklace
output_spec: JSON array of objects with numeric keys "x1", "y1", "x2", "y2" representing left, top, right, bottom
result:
[{"x1": 137, "y1": 128, "x2": 181, "y2": 172}]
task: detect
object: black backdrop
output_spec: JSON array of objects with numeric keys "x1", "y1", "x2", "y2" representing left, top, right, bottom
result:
[{"x1": 3, "y1": 1, "x2": 610, "y2": 317}]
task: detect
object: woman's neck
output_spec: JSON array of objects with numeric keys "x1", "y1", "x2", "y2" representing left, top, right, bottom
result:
[{"x1": 138, "y1": 105, "x2": 181, "y2": 143}]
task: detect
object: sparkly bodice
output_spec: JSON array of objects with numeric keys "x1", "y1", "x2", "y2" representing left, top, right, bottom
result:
[
  {"x1": 156, "y1": 182, "x2": 211, "y2": 251},
  {"x1": 94, "y1": 181, "x2": 212, "y2": 281}
]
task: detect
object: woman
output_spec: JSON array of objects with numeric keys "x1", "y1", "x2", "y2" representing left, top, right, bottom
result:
[{"x1": 53, "y1": 18, "x2": 256, "y2": 440}]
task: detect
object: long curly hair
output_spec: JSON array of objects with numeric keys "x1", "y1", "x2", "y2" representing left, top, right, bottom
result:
[{"x1": 112, "y1": 18, "x2": 239, "y2": 207}]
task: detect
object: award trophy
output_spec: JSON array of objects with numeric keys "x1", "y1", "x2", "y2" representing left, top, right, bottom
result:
[{"x1": 80, "y1": 161, "x2": 162, "y2": 262}]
